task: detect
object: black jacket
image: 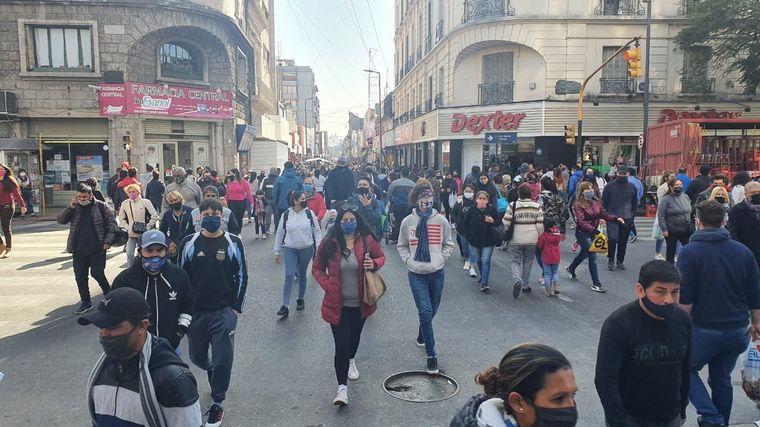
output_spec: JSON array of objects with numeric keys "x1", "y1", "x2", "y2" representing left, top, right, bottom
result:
[
  {"x1": 261, "y1": 174, "x2": 278, "y2": 201},
  {"x1": 451, "y1": 197, "x2": 475, "y2": 230},
  {"x1": 462, "y1": 204, "x2": 500, "y2": 247},
  {"x1": 145, "y1": 179, "x2": 165, "y2": 213},
  {"x1": 112, "y1": 262, "x2": 195, "y2": 348},
  {"x1": 450, "y1": 394, "x2": 490, "y2": 427},
  {"x1": 324, "y1": 166, "x2": 356, "y2": 203},
  {"x1": 687, "y1": 175, "x2": 711, "y2": 204},
  {"x1": 729, "y1": 201, "x2": 760, "y2": 268}
]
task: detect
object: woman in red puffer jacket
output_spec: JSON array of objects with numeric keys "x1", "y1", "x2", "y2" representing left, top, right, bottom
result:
[{"x1": 312, "y1": 207, "x2": 385, "y2": 407}]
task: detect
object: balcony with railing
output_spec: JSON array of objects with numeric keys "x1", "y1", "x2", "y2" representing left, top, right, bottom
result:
[
  {"x1": 435, "y1": 20, "x2": 444, "y2": 42},
  {"x1": 681, "y1": 77, "x2": 715, "y2": 94},
  {"x1": 425, "y1": 34, "x2": 432, "y2": 54},
  {"x1": 434, "y1": 92, "x2": 443, "y2": 109},
  {"x1": 462, "y1": 0, "x2": 514, "y2": 24},
  {"x1": 479, "y1": 82, "x2": 514, "y2": 105},
  {"x1": 425, "y1": 98, "x2": 432, "y2": 112},
  {"x1": 599, "y1": 78, "x2": 634, "y2": 93},
  {"x1": 594, "y1": 0, "x2": 645, "y2": 16},
  {"x1": 677, "y1": 0, "x2": 702, "y2": 15}
]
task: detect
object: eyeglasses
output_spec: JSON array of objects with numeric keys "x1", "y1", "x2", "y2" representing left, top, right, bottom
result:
[{"x1": 339, "y1": 202, "x2": 359, "y2": 212}]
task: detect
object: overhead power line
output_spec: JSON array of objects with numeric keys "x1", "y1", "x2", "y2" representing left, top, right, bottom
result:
[
  {"x1": 364, "y1": 0, "x2": 389, "y2": 73},
  {"x1": 344, "y1": 0, "x2": 369, "y2": 52}
]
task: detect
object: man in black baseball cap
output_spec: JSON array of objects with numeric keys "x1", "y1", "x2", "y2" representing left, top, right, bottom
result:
[{"x1": 80, "y1": 287, "x2": 201, "y2": 426}]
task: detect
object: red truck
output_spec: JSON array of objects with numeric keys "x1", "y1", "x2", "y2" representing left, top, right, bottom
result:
[{"x1": 644, "y1": 118, "x2": 760, "y2": 187}]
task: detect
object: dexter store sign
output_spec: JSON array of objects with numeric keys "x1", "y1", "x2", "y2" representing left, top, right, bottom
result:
[
  {"x1": 451, "y1": 111, "x2": 526, "y2": 135},
  {"x1": 99, "y1": 82, "x2": 234, "y2": 119}
]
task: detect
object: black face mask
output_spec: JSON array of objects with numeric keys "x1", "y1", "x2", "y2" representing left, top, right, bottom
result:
[
  {"x1": 533, "y1": 405, "x2": 578, "y2": 427},
  {"x1": 616, "y1": 176, "x2": 628, "y2": 184},
  {"x1": 170, "y1": 202, "x2": 183, "y2": 211},
  {"x1": 751, "y1": 194, "x2": 760, "y2": 205},
  {"x1": 641, "y1": 296, "x2": 675, "y2": 320},
  {"x1": 299, "y1": 201, "x2": 307, "y2": 209},
  {"x1": 99, "y1": 325, "x2": 139, "y2": 360},
  {"x1": 672, "y1": 187, "x2": 682, "y2": 195},
  {"x1": 715, "y1": 197, "x2": 727, "y2": 204},
  {"x1": 356, "y1": 187, "x2": 370, "y2": 196}
]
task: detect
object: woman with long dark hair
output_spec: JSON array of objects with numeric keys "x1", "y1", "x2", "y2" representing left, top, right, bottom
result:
[
  {"x1": 17, "y1": 168, "x2": 35, "y2": 217},
  {"x1": 0, "y1": 163, "x2": 27, "y2": 257},
  {"x1": 225, "y1": 168, "x2": 253, "y2": 229},
  {"x1": 273, "y1": 190, "x2": 322, "y2": 317},
  {"x1": 312, "y1": 208, "x2": 385, "y2": 406},
  {"x1": 451, "y1": 343, "x2": 578, "y2": 427}
]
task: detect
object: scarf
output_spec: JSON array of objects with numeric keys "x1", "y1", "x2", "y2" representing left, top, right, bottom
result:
[{"x1": 413, "y1": 208, "x2": 434, "y2": 262}]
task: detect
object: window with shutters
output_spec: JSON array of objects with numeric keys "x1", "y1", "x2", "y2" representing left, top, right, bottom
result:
[
  {"x1": 29, "y1": 26, "x2": 93, "y2": 72},
  {"x1": 480, "y1": 52, "x2": 514, "y2": 105},
  {"x1": 600, "y1": 46, "x2": 632, "y2": 93}
]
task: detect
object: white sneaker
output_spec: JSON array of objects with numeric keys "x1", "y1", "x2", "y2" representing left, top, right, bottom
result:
[
  {"x1": 468, "y1": 266, "x2": 477, "y2": 278},
  {"x1": 333, "y1": 385, "x2": 348, "y2": 406},
  {"x1": 462, "y1": 261, "x2": 470, "y2": 270},
  {"x1": 348, "y1": 359, "x2": 360, "y2": 380},
  {"x1": 654, "y1": 253, "x2": 665, "y2": 261},
  {"x1": 539, "y1": 277, "x2": 545, "y2": 286}
]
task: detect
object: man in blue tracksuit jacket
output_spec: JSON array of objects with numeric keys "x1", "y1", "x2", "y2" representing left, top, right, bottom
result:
[
  {"x1": 179, "y1": 198, "x2": 248, "y2": 426},
  {"x1": 272, "y1": 161, "x2": 304, "y2": 230}
]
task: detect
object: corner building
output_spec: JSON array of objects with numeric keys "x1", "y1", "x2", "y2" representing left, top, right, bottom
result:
[
  {"x1": 0, "y1": 0, "x2": 276, "y2": 207},
  {"x1": 390, "y1": 0, "x2": 759, "y2": 174}
]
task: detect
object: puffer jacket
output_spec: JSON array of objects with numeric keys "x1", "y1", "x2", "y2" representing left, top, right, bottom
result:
[
  {"x1": 574, "y1": 199, "x2": 618, "y2": 235},
  {"x1": 57, "y1": 200, "x2": 116, "y2": 253},
  {"x1": 502, "y1": 199, "x2": 544, "y2": 245},
  {"x1": 657, "y1": 192, "x2": 693, "y2": 234},
  {"x1": 312, "y1": 235, "x2": 385, "y2": 325},
  {"x1": 450, "y1": 394, "x2": 490, "y2": 427},
  {"x1": 450, "y1": 394, "x2": 518, "y2": 427}
]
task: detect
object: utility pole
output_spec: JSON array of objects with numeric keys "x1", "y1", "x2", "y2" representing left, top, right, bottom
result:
[
  {"x1": 364, "y1": 68, "x2": 382, "y2": 161},
  {"x1": 641, "y1": 0, "x2": 653, "y2": 170}
]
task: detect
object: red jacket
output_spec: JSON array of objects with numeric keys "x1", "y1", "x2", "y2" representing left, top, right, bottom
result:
[
  {"x1": 0, "y1": 184, "x2": 25, "y2": 208},
  {"x1": 117, "y1": 177, "x2": 141, "y2": 189},
  {"x1": 574, "y1": 199, "x2": 617, "y2": 235},
  {"x1": 307, "y1": 192, "x2": 327, "y2": 222},
  {"x1": 537, "y1": 230, "x2": 562, "y2": 264},
  {"x1": 312, "y1": 234, "x2": 386, "y2": 325}
]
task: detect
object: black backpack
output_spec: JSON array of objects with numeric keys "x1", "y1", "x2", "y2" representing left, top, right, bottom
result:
[{"x1": 281, "y1": 208, "x2": 317, "y2": 248}]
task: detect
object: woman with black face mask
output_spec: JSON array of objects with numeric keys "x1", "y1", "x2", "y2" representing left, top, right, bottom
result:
[
  {"x1": 657, "y1": 178, "x2": 693, "y2": 264},
  {"x1": 451, "y1": 343, "x2": 578, "y2": 427}
]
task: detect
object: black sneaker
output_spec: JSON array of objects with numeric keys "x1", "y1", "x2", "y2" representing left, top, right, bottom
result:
[
  {"x1": 480, "y1": 285, "x2": 491, "y2": 293},
  {"x1": 276, "y1": 305, "x2": 289, "y2": 317},
  {"x1": 416, "y1": 331, "x2": 425, "y2": 347},
  {"x1": 75, "y1": 301, "x2": 93, "y2": 314},
  {"x1": 629, "y1": 234, "x2": 637, "y2": 243},
  {"x1": 521, "y1": 285, "x2": 532, "y2": 293},
  {"x1": 565, "y1": 266, "x2": 577, "y2": 280},
  {"x1": 296, "y1": 299, "x2": 305, "y2": 311},
  {"x1": 616, "y1": 262, "x2": 626, "y2": 271},
  {"x1": 590, "y1": 284, "x2": 608, "y2": 293},
  {"x1": 607, "y1": 260, "x2": 615, "y2": 271},
  {"x1": 204, "y1": 403, "x2": 224, "y2": 427},
  {"x1": 426, "y1": 357, "x2": 439, "y2": 374},
  {"x1": 512, "y1": 282, "x2": 522, "y2": 298}
]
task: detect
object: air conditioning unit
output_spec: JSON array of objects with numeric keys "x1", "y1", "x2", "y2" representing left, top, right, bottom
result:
[
  {"x1": 0, "y1": 91, "x2": 18, "y2": 118},
  {"x1": 636, "y1": 80, "x2": 652, "y2": 94}
]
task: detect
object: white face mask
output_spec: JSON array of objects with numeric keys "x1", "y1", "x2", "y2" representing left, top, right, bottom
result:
[{"x1": 463, "y1": 192, "x2": 474, "y2": 199}]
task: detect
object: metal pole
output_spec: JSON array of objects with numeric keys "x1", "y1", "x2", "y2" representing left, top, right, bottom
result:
[
  {"x1": 642, "y1": 0, "x2": 653, "y2": 171},
  {"x1": 36, "y1": 132, "x2": 46, "y2": 217}
]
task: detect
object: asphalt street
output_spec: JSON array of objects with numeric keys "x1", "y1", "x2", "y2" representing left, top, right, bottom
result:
[{"x1": 1, "y1": 219, "x2": 759, "y2": 426}]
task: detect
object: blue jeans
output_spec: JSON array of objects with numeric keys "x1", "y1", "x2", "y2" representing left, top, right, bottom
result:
[
  {"x1": 469, "y1": 244, "x2": 494, "y2": 286},
  {"x1": 459, "y1": 234, "x2": 476, "y2": 265},
  {"x1": 283, "y1": 246, "x2": 313, "y2": 305},
  {"x1": 569, "y1": 230, "x2": 600, "y2": 285},
  {"x1": 408, "y1": 269, "x2": 444, "y2": 358},
  {"x1": 542, "y1": 263, "x2": 559, "y2": 287},
  {"x1": 689, "y1": 325, "x2": 749, "y2": 425}
]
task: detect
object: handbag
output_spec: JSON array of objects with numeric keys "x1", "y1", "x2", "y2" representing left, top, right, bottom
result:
[
  {"x1": 128, "y1": 201, "x2": 147, "y2": 234},
  {"x1": 497, "y1": 192, "x2": 507, "y2": 215},
  {"x1": 362, "y1": 237, "x2": 387, "y2": 306},
  {"x1": 503, "y1": 200, "x2": 518, "y2": 242},
  {"x1": 589, "y1": 232, "x2": 609, "y2": 254}
]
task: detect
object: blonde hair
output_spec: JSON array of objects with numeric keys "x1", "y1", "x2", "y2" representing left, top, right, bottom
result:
[
  {"x1": 123, "y1": 183, "x2": 141, "y2": 195},
  {"x1": 709, "y1": 186, "x2": 729, "y2": 200},
  {"x1": 165, "y1": 190, "x2": 184, "y2": 203},
  {"x1": 575, "y1": 181, "x2": 598, "y2": 208}
]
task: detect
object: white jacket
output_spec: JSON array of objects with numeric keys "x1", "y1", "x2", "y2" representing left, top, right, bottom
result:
[{"x1": 119, "y1": 198, "x2": 159, "y2": 238}]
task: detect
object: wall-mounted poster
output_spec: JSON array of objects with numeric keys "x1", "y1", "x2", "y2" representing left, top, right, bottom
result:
[
  {"x1": 76, "y1": 155, "x2": 103, "y2": 181},
  {"x1": 193, "y1": 142, "x2": 208, "y2": 166},
  {"x1": 145, "y1": 143, "x2": 160, "y2": 167}
]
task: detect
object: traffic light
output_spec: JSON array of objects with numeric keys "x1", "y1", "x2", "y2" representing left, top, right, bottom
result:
[
  {"x1": 624, "y1": 47, "x2": 643, "y2": 78},
  {"x1": 564, "y1": 124, "x2": 576, "y2": 145}
]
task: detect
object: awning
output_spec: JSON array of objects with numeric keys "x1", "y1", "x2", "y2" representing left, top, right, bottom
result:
[{"x1": 0, "y1": 138, "x2": 52, "y2": 151}]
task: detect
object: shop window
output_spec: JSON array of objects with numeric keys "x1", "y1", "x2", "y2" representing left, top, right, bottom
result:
[
  {"x1": 30, "y1": 26, "x2": 93, "y2": 72},
  {"x1": 600, "y1": 46, "x2": 632, "y2": 93},
  {"x1": 159, "y1": 42, "x2": 204, "y2": 81}
]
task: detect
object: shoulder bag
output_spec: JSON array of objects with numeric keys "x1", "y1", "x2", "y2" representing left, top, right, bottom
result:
[
  {"x1": 362, "y1": 236, "x2": 387, "y2": 306},
  {"x1": 128, "y1": 201, "x2": 147, "y2": 234}
]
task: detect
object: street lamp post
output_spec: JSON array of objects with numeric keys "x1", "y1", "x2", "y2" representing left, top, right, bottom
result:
[
  {"x1": 304, "y1": 97, "x2": 317, "y2": 158},
  {"x1": 363, "y1": 69, "x2": 382, "y2": 161},
  {"x1": 641, "y1": 0, "x2": 653, "y2": 169}
]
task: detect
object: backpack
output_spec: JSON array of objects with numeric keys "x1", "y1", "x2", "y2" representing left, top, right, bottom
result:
[
  {"x1": 281, "y1": 208, "x2": 317, "y2": 248},
  {"x1": 391, "y1": 188, "x2": 410, "y2": 208}
]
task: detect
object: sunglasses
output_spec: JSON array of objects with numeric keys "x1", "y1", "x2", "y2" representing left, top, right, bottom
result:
[{"x1": 338, "y1": 203, "x2": 359, "y2": 212}]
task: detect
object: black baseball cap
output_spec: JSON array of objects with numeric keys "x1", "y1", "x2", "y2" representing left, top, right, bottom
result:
[{"x1": 77, "y1": 288, "x2": 150, "y2": 328}]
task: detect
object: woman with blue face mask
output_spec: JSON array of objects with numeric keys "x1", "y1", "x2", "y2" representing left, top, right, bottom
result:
[{"x1": 312, "y1": 208, "x2": 385, "y2": 406}]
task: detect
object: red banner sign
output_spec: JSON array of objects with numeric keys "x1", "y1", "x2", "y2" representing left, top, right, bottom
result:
[
  {"x1": 657, "y1": 108, "x2": 742, "y2": 123},
  {"x1": 451, "y1": 111, "x2": 526, "y2": 134},
  {"x1": 99, "y1": 82, "x2": 234, "y2": 119}
]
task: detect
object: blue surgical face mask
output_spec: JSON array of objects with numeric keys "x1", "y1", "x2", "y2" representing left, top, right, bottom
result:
[
  {"x1": 583, "y1": 191, "x2": 594, "y2": 200},
  {"x1": 142, "y1": 255, "x2": 166, "y2": 274},
  {"x1": 340, "y1": 221, "x2": 357, "y2": 235},
  {"x1": 201, "y1": 215, "x2": 222, "y2": 232},
  {"x1": 304, "y1": 184, "x2": 314, "y2": 194}
]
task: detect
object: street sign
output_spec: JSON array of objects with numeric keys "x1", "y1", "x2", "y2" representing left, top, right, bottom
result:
[{"x1": 484, "y1": 132, "x2": 517, "y2": 144}]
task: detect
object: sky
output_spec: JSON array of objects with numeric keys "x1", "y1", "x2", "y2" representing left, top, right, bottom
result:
[{"x1": 274, "y1": 0, "x2": 395, "y2": 138}]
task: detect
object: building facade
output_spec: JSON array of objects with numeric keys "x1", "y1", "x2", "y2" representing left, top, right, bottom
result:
[
  {"x1": 276, "y1": 58, "x2": 320, "y2": 158},
  {"x1": 0, "y1": 0, "x2": 276, "y2": 207},
  {"x1": 391, "y1": 0, "x2": 759, "y2": 174}
]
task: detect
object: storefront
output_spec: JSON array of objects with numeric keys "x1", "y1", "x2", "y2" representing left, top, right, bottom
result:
[
  {"x1": 0, "y1": 137, "x2": 45, "y2": 211},
  {"x1": 143, "y1": 119, "x2": 211, "y2": 180}
]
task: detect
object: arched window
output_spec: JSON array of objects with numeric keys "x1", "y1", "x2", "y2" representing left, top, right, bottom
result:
[{"x1": 159, "y1": 42, "x2": 203, "y2": 80}]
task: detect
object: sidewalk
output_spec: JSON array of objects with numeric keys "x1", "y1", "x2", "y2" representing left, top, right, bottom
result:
[{"x1": 10, "y1": 214, "x2": 60, "y2": 232}]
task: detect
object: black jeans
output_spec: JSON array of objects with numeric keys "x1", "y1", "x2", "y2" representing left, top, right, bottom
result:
[
  {"x1": 0, "y1": 204, "x2": 13, "y2": 248},
  {"x1": 665, "y1": 230, "x2": 692, "y2": 263},
  {"x1": 608, "y1": 221, "x2": 632, "y2": 263},
  {"x1": 330, "y1": 306, "x2": 365, "y2": 385},
  {"x1": 606, "y1": 416, "x2": 681, "y2": 427},
  {"x1": 72, "y1": 251, "x2": 110, "y2": 303},
  {"x1": 227, "y1": 200, "x2": 246, "y2": 230},
  {"x1": 390, "y1": 206, "x2": 411, "y2": 241}
]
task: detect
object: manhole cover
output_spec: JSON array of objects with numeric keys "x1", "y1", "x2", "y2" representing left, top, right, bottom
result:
[{"x1": 383, "y1": 371, "x2": 459, "y2": 403}]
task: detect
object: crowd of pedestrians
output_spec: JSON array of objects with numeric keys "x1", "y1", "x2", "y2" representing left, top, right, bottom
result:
[{"x1": 19, "y1": 153, "x2": 757, "y2": 426}]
